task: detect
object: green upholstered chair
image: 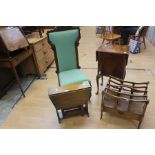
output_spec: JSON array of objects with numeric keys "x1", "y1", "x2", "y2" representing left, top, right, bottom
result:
[{"x1": 48, "y1": 28, "x2": 91, "y2": 86}]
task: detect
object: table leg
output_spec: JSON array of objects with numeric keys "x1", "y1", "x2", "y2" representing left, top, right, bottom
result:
[
  {"x1": 101, "y1": 75, "x2": 103, "y2": 86},
  {"x1": 81, "y1": 106, "x2": 84, "y2": 116},
  {"x1": 11, "y1": 63, "x2": 25, "y2": 97},
  {"x1": 119, "y1": 39, "x2": 121, "y2": 45},
  {"x1": 62, "y1": 109, "x2": 65, "y2": 118},
  {"x1": 56, "y1": 110, "x2": 61, "y2": 123},
  {"x1": 85, "y1": 104, "x2": 89, "y2": 117},
  {"x1": 96, "y1": 74, "x2": 100, "y2": 95}
]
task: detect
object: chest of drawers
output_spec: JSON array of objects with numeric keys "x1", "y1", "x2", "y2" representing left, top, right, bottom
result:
[{"x1": 28, "y1": 35, "x2": 54, "y2": 76}]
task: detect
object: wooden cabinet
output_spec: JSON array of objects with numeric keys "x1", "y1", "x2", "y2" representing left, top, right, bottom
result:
[
  {"x1": 28, "y1": 35, "x2": 54, "y2": 76},
  {"x1": 0, "y1": 69, "x2": 14, "y2": 98},
  {"x1": 0, "y1": 48, "x2": 37, "y2": 97},
  {"x1": 0, "y1": 29, "x2": 54, "y2": 98}
]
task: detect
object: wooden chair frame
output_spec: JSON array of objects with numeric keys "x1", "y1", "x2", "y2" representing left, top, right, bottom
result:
[
  {"x1": 47, "y1": 27, "x2": 81, "y2": 86},
  {"x1": 101, "y1": 26, "x2": 121, "y2": 44},
  {"x1": 129, "y1": 26, "x2": 149, "y2": 52}
]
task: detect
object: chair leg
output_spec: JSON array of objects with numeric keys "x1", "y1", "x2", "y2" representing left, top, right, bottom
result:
[
  {"x1": 102, "y1": 38, "x2": 105, "y2": 44},
  {"x1": 137, "y1": 38, "x2": 141, "y2": 53},
  {"x1": 143, "y1": 37, "x2": 146, "y2": 49},
  {"x1": 118, "y1": 39, "x2": 121, "y2": 45},
  {"x1": 138, "y1": 47, "x2": 141, "y2": 53}
]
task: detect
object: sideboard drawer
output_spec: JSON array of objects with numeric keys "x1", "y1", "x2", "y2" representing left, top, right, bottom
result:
[
  {"x1": 33, "y1": 41, "x2": 43, "y2": 52},
  {"x1": 45, "y1": 51, "x2": 54, "y2": 67}
]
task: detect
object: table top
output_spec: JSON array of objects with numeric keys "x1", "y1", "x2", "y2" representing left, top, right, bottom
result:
[
  {"x1": 48, "y1": 81, "x2": 91, "y2": 96},
  {"x1": 0, "y1": 48, "x2": 32, "y2": 62},
  {"x1": 26, "y1": 29, "x2": 51, "y2": 44},
  {"x1": 97, "y1": 44, "x2": 129, "y2": 55}
]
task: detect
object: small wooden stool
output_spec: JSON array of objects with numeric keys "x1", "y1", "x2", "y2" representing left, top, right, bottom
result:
[{"x1": 48, "y1": 81, "x2": 91, "y2": 123}]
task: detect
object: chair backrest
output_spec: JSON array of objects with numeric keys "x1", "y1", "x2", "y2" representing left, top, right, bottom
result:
[
  {"x1": 137, "y1": 26, "x2": 149, "y2": 38},
  {"x1": 48, "y1": 29, "x2": 80, "y2": 73},
  {"x1": 102, "y1": 26, "x2": 113, "y2": 37}
]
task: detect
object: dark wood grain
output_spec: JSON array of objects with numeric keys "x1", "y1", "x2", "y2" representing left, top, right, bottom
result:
[
  {"x1": 96, "y1": 45, "x2": 129, "y2": 94},
  {"x1": 48, "y1": 81, "x2": 91, "y2": 123},
  {"x1": 100, "y1": 76, "x2": 149, "y2": 129}
]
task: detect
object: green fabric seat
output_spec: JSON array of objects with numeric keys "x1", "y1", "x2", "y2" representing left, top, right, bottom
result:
[
  {"x1": 48, "y1": 28, "x2": 91, "y2": 86},
  {"x1": 59, "y1": 69, "x2": 90, "y2": 86}
]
